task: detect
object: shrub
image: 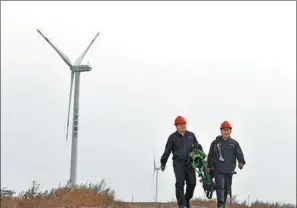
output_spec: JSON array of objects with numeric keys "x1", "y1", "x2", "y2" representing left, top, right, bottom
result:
[{"x1": 1, "y1": 179, "x2": 115, "y2": 208}]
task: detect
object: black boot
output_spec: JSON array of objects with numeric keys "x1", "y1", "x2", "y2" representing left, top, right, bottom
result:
[
  {"x1": 217, "y1": 201, "x2": 225, "y2": 208},
  {"x1": 185, "y1": 200, "x2": 190, "y2": 208}
]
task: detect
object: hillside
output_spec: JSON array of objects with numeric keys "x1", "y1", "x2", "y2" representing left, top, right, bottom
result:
[{"x1": 1, "y1": 180, "x2": 295, "y2": 208}]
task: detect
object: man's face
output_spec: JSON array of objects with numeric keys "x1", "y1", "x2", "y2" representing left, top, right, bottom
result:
[
  {"x1": 221, "y1": 128, "x2": 231, "y2": 138},
  {"x1": 176, "y1": 122, "x2": 186, "y2": 133}
]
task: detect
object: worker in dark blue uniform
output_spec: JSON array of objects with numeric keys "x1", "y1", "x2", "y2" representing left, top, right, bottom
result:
[
  {"x1": 207, "y1": 121, "x2": 246, "y2": 208},
  {"x1": 160, "y1": 116, "x2": 202, "y2": 208}
]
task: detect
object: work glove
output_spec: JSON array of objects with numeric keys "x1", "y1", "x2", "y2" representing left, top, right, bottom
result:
[
  {"x1": 238, "y1": 163, "x2": 244, "y2": 170},
  {"x1": 161, "y1": 165, "x2": 165, "y2": 171}
]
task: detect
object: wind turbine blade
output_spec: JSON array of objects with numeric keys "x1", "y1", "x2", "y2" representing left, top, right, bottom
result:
[
  {"x1": 149, "y1": 170, "x2": 155, "y2": 189},
  {"x1": 74, "y1": 32, "x2": 100, "y2": 65},
  {"x1": 151, "y1": 169, "x2": 156, "y2": 188},
  {"x1": 153, "y1": 148, "x2": 156, "y2": 169},
  {"x1": 37, "y1": 29, "x2": 73, "y2": 67},
  {"x1": 66, "y1": 71, "x2": 75, "y2": 141}
]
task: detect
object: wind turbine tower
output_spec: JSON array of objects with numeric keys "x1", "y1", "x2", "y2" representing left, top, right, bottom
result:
[
  {"x1": 37, "y1": 29, "x2": 100, "y2": 187},
  {"x1": 153, "y1": 156, "x2": 161, "y2": 202}
]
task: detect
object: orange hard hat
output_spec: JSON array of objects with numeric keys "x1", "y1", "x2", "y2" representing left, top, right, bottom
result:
[
  {"x1": 175, "y1": 116, "x2": 187, "y2": 125},
  {"x1": 220, "y1": 121, "x2": 232, "y2": 129}
]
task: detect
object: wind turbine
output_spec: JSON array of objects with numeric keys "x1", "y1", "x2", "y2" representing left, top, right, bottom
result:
[
  {"x1": 37, "y1": 29, "x2": 100, "y2": 187},
  {"x1": 153, "y1": 155, "x2": 161, "y2": 202}
]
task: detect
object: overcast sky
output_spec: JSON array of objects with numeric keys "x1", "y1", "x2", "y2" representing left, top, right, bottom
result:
[{"x1": 1, "y1": 1, "x2": 296, "y2": 205}]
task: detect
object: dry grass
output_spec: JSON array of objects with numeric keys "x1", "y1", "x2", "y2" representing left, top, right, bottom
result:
[
  {"x1": 1, "y1": 180, "x2": 295, "y2": 208},
  {"x1": 1, "y1": 179, "x2": 115, "y2": 208}
]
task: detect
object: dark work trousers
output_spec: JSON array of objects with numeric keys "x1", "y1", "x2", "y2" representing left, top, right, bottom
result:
[
  {"x1": 215, "y1": 172, "x2": 233, "y2": 208},
  {"x1": 173, "y1": 160, "x2": 196, "y2": 207}
]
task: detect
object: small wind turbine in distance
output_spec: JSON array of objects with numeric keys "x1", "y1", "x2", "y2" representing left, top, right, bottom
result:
[
  {"x1": 37, "y1": 29, "x2": 100, "y2": 187},
  {"x1": 153, "y1": 154, "x2": 161, "y2": 203}
]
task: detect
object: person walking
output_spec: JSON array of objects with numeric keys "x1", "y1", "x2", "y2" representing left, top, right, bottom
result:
[
  {"x1": 160, "y1": 116, "x2": 202, "y2": 208},
  {"x1": 207, "y1": 121, "x2": 246, "y2": 208}
]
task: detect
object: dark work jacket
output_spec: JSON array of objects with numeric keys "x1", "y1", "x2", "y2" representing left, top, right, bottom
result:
[
  {"x1": 160, "y1": 130, "x2": 199, "y2": 167},
  {"x1": 207, "y1": 135, "x2": 246, "y2": 174}
]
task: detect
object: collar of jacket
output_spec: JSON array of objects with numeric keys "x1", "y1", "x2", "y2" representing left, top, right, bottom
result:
[
  {"x1": 217, "y1": 135, "x2": 231, "y2": 141},
  {"x1": 175, "y1": 130, "x2": 188, "y2": 137}
]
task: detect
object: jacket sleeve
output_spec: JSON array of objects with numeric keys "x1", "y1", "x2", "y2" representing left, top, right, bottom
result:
[
  {"x1": 207, "y1": 140, "x2": 215, "y2": 168},
  {"x1": 193, "y1": 133, "x2": 203, "y2": 151},
  {"x1": 160, "y1": 135, "x2": 173, "y2": 167},
  {"x1": 235, "y1": 141, "x2": 246, "y2": 165},
  {"x1": 193, "y1": 133, "x2": 198, "y2": 144}
]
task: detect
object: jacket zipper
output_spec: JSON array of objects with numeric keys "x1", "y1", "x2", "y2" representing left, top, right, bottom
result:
[{"x1": 182, "y1": 136, "x2": 187, "y2": 159}]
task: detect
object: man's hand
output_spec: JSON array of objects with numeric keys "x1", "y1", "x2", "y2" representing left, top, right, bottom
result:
[
  {"x1": 206, "y1": 167, "x2": 213, "y2": 174},
  {"x1": 161, "y1": 165, "x2": 165, "y2": 171},
  {"x1": 238, "y1": 163, "x2": 244, "y2": 170}
]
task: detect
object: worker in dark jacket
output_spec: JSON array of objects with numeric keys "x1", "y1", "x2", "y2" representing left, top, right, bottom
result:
[
  {"x1": 160, "y1": 116, "x2": 201, "y2": 208},
  {"x1": 207, "y1": 121, "x2": 246, "y2": 208}
]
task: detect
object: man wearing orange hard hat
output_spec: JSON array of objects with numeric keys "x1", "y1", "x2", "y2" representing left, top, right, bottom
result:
[
  {"x1": 207, "y1": 121, "x2": 246, "y2": 208},
  {"x1": 160, "y1": 116, "x2": 202, "y2": 208}
]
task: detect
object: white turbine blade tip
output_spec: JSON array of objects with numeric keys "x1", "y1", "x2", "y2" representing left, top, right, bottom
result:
[
  {"x1": 37, "y1": 29, "x2": 73, "y2": 67},
  {"x1": 74, "y1": 32, "x2": 100, "y2": 65}
]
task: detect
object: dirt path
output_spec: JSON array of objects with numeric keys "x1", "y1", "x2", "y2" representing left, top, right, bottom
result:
[{"x1": 89, "y1": 202, "x2": 209, "y2": 208}]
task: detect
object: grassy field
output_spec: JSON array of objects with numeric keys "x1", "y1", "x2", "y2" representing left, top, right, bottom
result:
[{"x1": 1, "y1": 180, "x2": 295, "y2": 208}]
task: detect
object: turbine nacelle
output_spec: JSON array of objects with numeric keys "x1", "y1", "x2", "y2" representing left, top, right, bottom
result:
[{"x1": 71, "y1": 65, "x2": 92, "y2": 72}]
